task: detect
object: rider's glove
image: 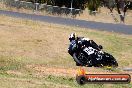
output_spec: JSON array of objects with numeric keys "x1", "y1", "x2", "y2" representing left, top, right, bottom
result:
[{"x1": 99, "y1": 51, "x2": 103, "y2": 54}]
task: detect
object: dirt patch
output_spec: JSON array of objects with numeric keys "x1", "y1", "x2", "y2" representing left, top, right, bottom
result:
[
  {"x1": 25, "y1": 65, "x2": 132, "y2": 83},
  {"x1": 26, "y1": 65, "x2": 132, "y2": 78},
  {"x1": 26, "y1": 65, "x2": 77, "y2": 77}
]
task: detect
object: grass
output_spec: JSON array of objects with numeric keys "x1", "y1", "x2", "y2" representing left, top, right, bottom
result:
[
  {"x1": 0, "y1": 56, "x2": 23, "y2": 71},
  {"x1": 0, "y1": 14, "x2": 132, "y2": 88}
]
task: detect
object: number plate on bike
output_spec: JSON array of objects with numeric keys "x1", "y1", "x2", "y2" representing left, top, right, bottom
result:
[{"x1": 83, "y1": 47, "x2": 94, "y2": 55}]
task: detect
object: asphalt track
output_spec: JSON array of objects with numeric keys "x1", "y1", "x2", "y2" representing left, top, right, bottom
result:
[{"x1": 0, "y1": 10, "x2": 132, "y2": 35}]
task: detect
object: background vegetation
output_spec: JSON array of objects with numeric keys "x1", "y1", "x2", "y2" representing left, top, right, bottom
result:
[{"x1": 17, "y1": 0, "x2": 132, "y2": 23}]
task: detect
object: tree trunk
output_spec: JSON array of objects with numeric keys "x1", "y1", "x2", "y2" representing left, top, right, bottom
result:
[{"x1": 115, "y1": 0, "x2": 125, "y2": 23}]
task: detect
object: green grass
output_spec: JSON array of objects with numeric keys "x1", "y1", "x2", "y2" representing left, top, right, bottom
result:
[
  {"x1": 0, "y1": 15, "x2": 132, "y2": 88},
  {"x1": 0, "y1": 56, "x2": 23, "y2": 71}
]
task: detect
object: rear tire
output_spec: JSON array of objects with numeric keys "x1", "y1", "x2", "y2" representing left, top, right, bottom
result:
[
  {"x1": 73, "y1": 53, "x2": 84, "y2": 66},
  {"x1": 76, "y1": 62, "x2": 81, "y2": 66}
]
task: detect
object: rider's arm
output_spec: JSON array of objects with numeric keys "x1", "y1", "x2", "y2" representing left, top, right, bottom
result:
[{"x1": 89, "y1": 40, "x2": 100, "y2": 51}]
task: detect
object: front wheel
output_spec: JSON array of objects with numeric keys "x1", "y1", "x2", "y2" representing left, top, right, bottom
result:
[
  {"x1": 103, "y1": 53, "x2": 118, "y2": 68},
  {"x1": 109, "y1": 59, "x2": 118, "y2": 68}
]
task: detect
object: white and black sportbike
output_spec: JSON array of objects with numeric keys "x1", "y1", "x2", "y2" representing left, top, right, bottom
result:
[{"x1": 68, "y1": 39, "x2": 118, "y2": 67}]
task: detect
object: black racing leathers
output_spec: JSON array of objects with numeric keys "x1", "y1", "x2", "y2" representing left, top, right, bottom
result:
[{"x1": 76, "y1": 37, "x2": 100, "y2": 51}]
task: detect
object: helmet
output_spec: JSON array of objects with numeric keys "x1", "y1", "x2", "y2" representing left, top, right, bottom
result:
[{"x1": 69, "y1": 33, "x2": 76, "y2": 41}]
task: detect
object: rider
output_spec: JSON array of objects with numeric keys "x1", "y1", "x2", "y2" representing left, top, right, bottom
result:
[
  {"x1": 69, "y1": 33, "x2": 102, "y2": 66},
  {"x1": 69, "y1": 33, "x2": 101, "y2": 51}
]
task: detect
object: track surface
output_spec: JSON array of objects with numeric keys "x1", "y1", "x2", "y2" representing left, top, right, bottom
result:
[{"x1": 0, "y1": 10, "x2": 132, "y2": 34}]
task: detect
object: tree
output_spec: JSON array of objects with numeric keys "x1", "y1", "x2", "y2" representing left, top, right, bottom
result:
[
  {"x1": 96, "y1": 0, "x2": 131, "y2": 23},
  {"x1": 115, "y1": 0, "x2": 131, "y2": 23},
  {"x1": 86, "y1": 0, "x2": 101, "y2": 15},
  {"x1": 102, "y1": 0, "x2": 131, "y2": 23},
  {"x1": 86, "y1": 0, "x2": 101, "y2": 11},
  {"x1": 20, "y1": 0, "x2": 132, "y2": 23}
]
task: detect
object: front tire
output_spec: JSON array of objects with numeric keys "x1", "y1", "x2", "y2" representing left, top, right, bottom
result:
[
  {"x1": 110, "y1": 59, "x2": 118, "y2": 67},
  {"x1": 103, "y1": 53, "x2": 118, "y2": 68}
]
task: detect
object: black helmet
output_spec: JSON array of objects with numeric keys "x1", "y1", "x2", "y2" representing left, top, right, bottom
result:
[{"x1": 69, "y1": 33, "x2": 75, "y2": 41}]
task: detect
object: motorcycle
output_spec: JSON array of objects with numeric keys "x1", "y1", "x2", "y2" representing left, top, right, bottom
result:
[{"x1": 68, "y1": 40, "x2": 118, "y2": 67}]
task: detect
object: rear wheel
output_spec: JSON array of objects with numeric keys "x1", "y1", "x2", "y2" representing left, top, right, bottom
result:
[
  {"x1": 73, "y1": 52, "x2": 88, "y2": 66},
  {"x1": 73, "y1": 52, "x2": 92, "y2": 67},
  {"x1": 73, "y1": 53, "x2": 84, "y2": 66},
  {"x1": 76, "y1": 62, "x2": 81, "y2": 66}
]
